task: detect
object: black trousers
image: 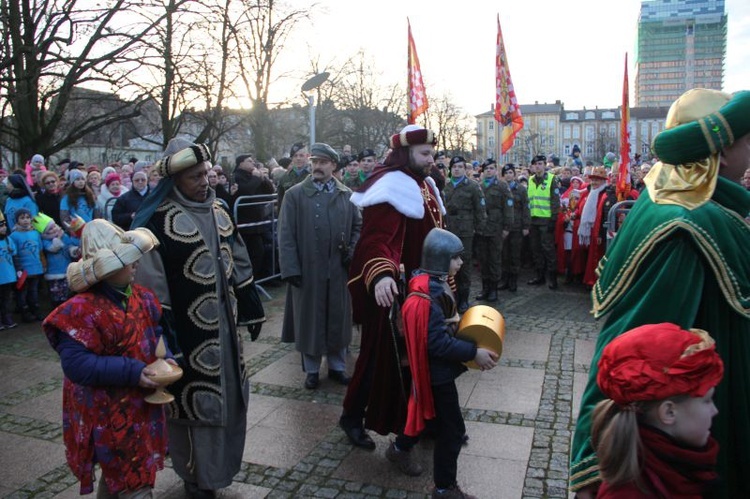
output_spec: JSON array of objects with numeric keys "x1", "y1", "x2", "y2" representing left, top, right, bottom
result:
[{"x1": 432, "y1": 381, "x2": 465, "y2": 489}]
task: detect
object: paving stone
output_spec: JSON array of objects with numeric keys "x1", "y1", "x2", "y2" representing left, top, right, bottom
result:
[{"x1": 1, "y1": 271, "x2": 599, "y2": 499}]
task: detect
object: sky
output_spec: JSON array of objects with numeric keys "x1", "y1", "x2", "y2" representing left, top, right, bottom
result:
[{"x1": 278, "y1": 0, "x2": 750, "y2": 116}]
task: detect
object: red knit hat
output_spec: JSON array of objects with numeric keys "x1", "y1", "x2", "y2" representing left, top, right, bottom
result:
[
  {"x1": 389, "y1": 125, "x2": 438, "y2": 149},
  {"x1": 105, "y1": 173, "x2": 121, "y2": 187},
  {"x1": 597, "y1": 323, "x2": 724, "y2": 406}
]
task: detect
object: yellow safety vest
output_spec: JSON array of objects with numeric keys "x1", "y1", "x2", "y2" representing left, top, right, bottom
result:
[{"x1": 528, "y1": 172, "x2": 553, "y2": 218}]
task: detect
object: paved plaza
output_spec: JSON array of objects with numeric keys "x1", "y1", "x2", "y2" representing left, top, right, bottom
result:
[{"x1": 0, "y1": 273, "x2": 599, "y2": 498}]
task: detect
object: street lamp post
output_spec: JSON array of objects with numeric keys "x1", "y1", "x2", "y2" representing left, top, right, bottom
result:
[{"x1": 301, "y1": 72, "x2": 330, "y2": 147}]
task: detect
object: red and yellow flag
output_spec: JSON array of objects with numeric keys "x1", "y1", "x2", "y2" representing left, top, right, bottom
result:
[
  {"x1": 495, "y1": 15, "x2": 523, "y2": 154},
  {"x1": 617, "y1": 53, "x2": 631, "y2": 201},
  {"x1": 407, "y1": 19, "x2": 428, "y2": 125}
]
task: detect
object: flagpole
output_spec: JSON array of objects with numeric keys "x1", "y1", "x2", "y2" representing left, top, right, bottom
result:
[
  {"x1": 495, "y1": 14, "x2": 523, "y2": 158},
  {"x1": 407, "y1": 19, "x2": 428, "y2": 125},
  {"x1": 617, "y1": 52, "x2": 631, "y2": 201}
]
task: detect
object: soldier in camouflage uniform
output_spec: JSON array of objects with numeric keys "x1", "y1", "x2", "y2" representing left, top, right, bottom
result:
[
  {"x1": 474, "y1": 160, "x2": 512, "y2": 302},
  {"x1": 277, "y1": 142, "x2": 310, "y2": 205},
  {"x1": 443, "y1": 156, "x2": 486, "y2": 312},
  {"x1": 526, "y1": 155, "x2": 561, "y2": 289},
  {"x1": 498, "y1": 164, "x2": 530, "y2": 292},
  {"x1": 341, "y1": 155, "x2": 362, "y2": 190}
]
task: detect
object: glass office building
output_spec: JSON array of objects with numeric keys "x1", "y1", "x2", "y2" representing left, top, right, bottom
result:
[{"x1": 635, "y1": 0, "x2": 726, "y2": 107}]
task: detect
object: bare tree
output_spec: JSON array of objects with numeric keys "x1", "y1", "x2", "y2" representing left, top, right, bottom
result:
[
  {"x1": 233, "y1": 0, "x2": 313, "y2": 160},
  {"x1": 424, "y1": 94, "x2": 474, "y2": 157},
  {"x1": 0, "y1": 0, "x2": 173, "y2": 164},
  {"x1": 326, "y1": 51, "x2": 405, "y2": 152}
]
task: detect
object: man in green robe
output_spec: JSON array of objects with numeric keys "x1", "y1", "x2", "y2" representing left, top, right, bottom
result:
[{"x1": 570, "y1": 89, "x2": 750, "y2": 498}]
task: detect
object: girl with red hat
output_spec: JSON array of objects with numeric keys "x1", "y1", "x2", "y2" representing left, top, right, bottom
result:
[{"x1": 591, "y1": 323, "x2": 724, "y2": 498}]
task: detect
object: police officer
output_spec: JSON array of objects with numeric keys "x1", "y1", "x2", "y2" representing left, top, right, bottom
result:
[
  {"x1": 474, "y1": 159, "x2": 512, "y2": 302},
  {"x1": 444, "y1": 156, "x2": 486, "y2": 312},
  {"x1": 498, "y1": 164, "x2": 530, "y2": 292},
  {"x1": 526, "y1": 154, "x2": 561, "y2": 289}
]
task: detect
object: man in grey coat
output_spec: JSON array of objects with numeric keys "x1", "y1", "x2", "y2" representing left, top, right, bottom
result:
[{"x1": 278, "y1": 143, "x2": 362, "y2": 389}]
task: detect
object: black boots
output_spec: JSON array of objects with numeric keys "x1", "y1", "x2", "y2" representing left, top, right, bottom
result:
[
  {"x1": 486, "y1": 283, "x2": 498, "y2": 303},
  {"x1": 21, "y1": 307, "x2": 35, "y2": 323},
  {"x1": 497, "y1": 273, "x2": 510, "y2": 291},
  {"x1": 548, "y1": 272, "x2": 558, "y2": 290},
  {"x1": 508, "y1": 273, "x2": 518, "y2": 292},
  {"x1": 476, "y1": 280, "x2": 498, "y2": 302},
  {"x1": 527, "y1": 271, "x2": 545, "y2": 285},
  {"x1": 475, "y1": 280, "x2": 490, "y2": 301},
  {"x1": 457, "y1": 289, "x2": 470, "y2": 314}
]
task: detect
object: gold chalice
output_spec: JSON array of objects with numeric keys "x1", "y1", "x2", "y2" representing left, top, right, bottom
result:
[{"x1": 144, "y1": 336, "x2": 183, "y2": 404}]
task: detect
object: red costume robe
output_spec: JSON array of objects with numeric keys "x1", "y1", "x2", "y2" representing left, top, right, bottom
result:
[
  {"x1": 43, "y1": 285, "x2": 167, "y2": 494},
  {"x1": 345, "y1": 166, "x2": 444, "y2": 435}
]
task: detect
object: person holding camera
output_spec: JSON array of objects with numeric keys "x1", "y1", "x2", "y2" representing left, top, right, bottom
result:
[{"x1": 278, "y1": 143, "x2": 362, "y2": 390}]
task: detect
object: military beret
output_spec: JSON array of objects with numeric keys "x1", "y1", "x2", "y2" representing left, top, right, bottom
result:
[
  {"x1": 449, "y1": 156, "x2": 466, "y2": 167},
  {"x1": 358, "y1": 148, "x2": 376, "y2": 161}
]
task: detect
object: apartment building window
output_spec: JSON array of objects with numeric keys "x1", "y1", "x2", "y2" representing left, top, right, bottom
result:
[
  {"x1": 489, "y1": 121, "x2": 494, "y2": 130},
  {"x1": 573, "y1": 127, "x2": 580, "y2": 139},
  {"x1": 564, "y1": 126, "x2": 571, "y2": 139}
]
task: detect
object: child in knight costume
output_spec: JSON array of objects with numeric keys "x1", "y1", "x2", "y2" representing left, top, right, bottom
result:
[{"x1": 401, "y1": 228, "x2": 498, "y2": 499}]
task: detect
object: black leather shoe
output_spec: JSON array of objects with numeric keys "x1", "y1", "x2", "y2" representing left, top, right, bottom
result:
[
  {"x1": 184, "y1": 481, "x2": 217, "y2": 499},
  {"x1": 328, "y1": 370, "x2": 350, "y2": 385},
  {"x1": 339, "y1": 420, "x2": 376, "y2": 450},
  {"x1": 304, "y1": 372, "x2": 319, "y2": 389}
]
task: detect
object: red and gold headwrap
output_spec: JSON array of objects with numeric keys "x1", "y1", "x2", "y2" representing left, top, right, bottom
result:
[
  {"x1": 389, "y1": 125, "x2": 438, "y2": 149},
  {"x1": 597, "y1": 323, "x2": 724, "y2": 406}
]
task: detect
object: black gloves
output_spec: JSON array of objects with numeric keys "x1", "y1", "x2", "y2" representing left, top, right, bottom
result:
[{"x1": 247, "y1": 322, "x2": 262, "y2": 341}]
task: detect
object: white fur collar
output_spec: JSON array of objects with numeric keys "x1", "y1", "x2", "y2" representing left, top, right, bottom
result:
[{"x1": 350, "y1": 170, "x2": 445, "y2": 219}]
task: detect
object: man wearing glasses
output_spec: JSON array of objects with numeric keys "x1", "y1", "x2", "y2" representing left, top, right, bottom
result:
[{"x1": 526, "y1": 155, "x2": 561, "y2": 289}]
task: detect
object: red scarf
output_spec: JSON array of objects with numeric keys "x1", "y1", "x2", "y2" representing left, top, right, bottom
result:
[
  {"x1": 641, "y1": 425, "x2": 719, "y2": 498},
  {"x1": 599, "y1": 425, "x2": 719, "y2": 498},
  {"x1": 401, "y1": 273, "x2": 435, "y2": 437}
]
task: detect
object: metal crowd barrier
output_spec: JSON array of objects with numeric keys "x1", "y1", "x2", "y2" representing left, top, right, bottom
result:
[
  {"x1": 606, "y1": 200, "x2": 636, "y2": 249},
  {"x1": 233, "y1": 193, "x2": 279, "y2": 300},
  {"x1": 104, "y1": 197, "x2": 118, "y2": 222}
]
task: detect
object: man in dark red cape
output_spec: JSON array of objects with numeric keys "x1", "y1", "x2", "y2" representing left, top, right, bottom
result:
[{"x1": 340, "y1": 125, "x2": 445, "y2": 453}]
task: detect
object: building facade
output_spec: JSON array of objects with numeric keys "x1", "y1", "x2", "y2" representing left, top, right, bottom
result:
[
  {"x1": 635, "y1": 0, "x2": 726, "y2": 107},
  {"x1": 475, "y1": 102, "x2": 669, "y2": 166}
]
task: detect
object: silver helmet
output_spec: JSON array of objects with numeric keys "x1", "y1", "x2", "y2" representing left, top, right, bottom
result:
[{"x1": 421, "y1": 228, "x2": 464, "y2": 276}]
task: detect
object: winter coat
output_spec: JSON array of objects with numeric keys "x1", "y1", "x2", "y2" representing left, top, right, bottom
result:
[{"x1": 278, "y1": 177, "x2": 361, "y2": 355}]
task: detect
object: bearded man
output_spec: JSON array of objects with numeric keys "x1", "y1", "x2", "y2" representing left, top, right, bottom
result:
[{"x1": 340, "y1": 125, "x2": 445, "y2": 477}]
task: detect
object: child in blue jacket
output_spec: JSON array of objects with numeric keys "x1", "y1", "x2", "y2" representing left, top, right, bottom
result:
[
  {"x1": 34, "y1": 213, "x2": 80, "y2": 308},
  {"x1": 0, "y1": 212, "x2": 18, "y2": 329},
  {"x1": 9, "y1": 208, "x2": 44, "y2": 321}
]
